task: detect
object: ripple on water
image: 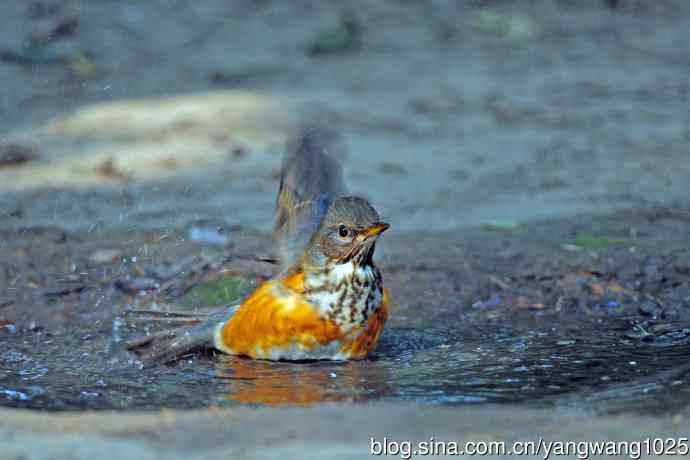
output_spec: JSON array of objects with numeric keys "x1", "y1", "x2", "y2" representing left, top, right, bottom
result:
[{"x1": 1, "y1": 317, "x2": 690, "y2": 413}]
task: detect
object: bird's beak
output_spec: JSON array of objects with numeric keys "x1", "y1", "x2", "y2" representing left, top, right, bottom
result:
[{"x1": 361, "y1": 222, "x2": 390, "y2": 238}]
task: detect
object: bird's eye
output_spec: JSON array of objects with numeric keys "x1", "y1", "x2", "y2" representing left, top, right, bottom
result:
[{"x1": 338, "y1": 225, "x2": 349, "y2": 238}]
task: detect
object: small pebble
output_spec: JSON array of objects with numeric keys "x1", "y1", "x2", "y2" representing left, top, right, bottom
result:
[
  {"x1": 88, "y1": 249, "x2": 122, "y2": 264},
  {"x1": 114, "y1": 277, "x2": 158, "y2": 293},
  {"x1": 0, "y1": 141, "x2": 38, "y2": 167},
  {"x1": 188, "y1": 226, "x2": 231, "y2": 246}
]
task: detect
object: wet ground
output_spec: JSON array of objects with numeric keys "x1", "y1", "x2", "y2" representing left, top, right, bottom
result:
[
  {"x1": 2, "y1": 0, "x2": 690, "y2": 458},
  {"x1": 2, "y1": 208, "x2": 690, "y2": 415}
]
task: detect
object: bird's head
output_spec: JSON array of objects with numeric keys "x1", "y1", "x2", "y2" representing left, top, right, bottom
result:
[{"x1": 301, "y1": 196, "x2": 389, "y2": 270}]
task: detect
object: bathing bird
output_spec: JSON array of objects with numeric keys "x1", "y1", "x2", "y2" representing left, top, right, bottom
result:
[{"x1": 126, "y1": 126, "x2": 390, "y2": 364}]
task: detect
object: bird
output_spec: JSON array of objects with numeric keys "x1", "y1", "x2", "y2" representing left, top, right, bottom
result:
[{"x1": 126, "y1": 125, "x2": 390, "y2": 364}]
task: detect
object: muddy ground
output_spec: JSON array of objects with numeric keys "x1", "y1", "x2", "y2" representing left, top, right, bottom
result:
[{"x1": 1, "y1": 0, "x2": 690, "y2": 458}]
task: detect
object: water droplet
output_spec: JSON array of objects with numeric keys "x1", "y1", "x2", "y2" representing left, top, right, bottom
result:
[{"x1": 1, "y1": 389, "x2": 30, "y2": 401}]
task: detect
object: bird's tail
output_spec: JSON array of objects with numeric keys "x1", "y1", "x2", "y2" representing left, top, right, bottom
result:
[{"x1": 123, "y1": 306, "x2": 235, "y2": 365}]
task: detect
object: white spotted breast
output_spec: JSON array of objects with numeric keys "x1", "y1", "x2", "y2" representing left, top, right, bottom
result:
[{"x1": 303, "y1": 261, "x2": 383, "y2": 331}]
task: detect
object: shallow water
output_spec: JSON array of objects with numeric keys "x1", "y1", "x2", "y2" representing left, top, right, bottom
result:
[{"x1": 2, "y1": 311, "x2": 690, "y2": 413}]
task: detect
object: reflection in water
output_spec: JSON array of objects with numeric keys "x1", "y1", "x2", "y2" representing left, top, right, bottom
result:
[
  {"x1": 216, "y1": 357, "x2": 341, "y2": 406},
  {"x1": 215, "y1": 355, "x2": 392, "y2": 406},
  {"x1": 2, "y1": 315, "x2": 690, "y2": 413}
]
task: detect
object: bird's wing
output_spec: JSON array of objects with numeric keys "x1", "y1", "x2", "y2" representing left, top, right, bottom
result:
[{"x1": 273, "y1": 126, "x2": 348, "y2": 272}]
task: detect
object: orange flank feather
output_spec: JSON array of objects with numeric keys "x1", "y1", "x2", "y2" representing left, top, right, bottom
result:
[{"x1": 215, "y1": 273, "x2": 389, "y2": 360}]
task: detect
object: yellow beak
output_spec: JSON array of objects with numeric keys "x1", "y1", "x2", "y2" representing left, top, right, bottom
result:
[{"x1": 361, "y1": 222, "x2": 390, "y2": 238}]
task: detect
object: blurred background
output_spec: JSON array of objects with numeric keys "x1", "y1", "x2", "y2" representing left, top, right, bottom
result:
[{"x1": 1, "y1": 0, "x2": 689, "y2": 235}]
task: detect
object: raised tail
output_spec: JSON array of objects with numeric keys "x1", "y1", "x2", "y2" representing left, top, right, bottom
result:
[{"x1": 123, "y1": 306, "x2": 237, "y2": 365}]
